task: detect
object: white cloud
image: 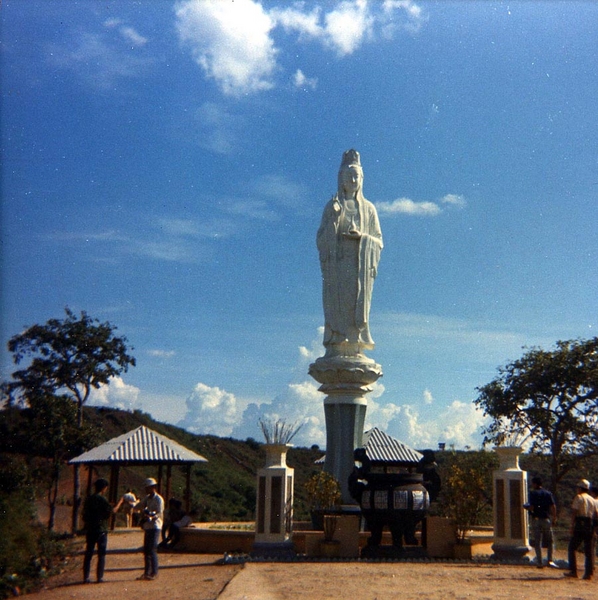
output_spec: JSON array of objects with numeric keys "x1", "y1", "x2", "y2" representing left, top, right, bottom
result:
[
  {"x1": 175, "y1": 0, "x2": 277, "y2": 97},
  {"x1": 178, "y1": 382, "x2": 248, "y2": 437},
  {"x1": 376, "y1": 197, "x2": 441, "y2": 216},
  {"x1": 387, "y1": 397, "x2": 487, "y2": 450},
  {"x1": 441, "y1": 193, "x2": 467, "y2": 208},
  {"x1": 323, "y1": 0, "x2": 374, "y2": 56},
  {"x1": 89, "y1": 376, "x2": 141, "y2": 411},
  {"x1": 47, "y1": 27, "x2": 151, "y2": 90},
  {"x1": 271, "y1": 5, "x2": 323, "y2": 40},
  {"x1": 293, "y1": 69, "x2": 318, "y2": 90},
  {"x1": 119, "y1": 26, "x2": 148, "y2": 47},
  {"x1": 193, "y1": 102, "x2": 241, "y2": 155},
  {"x1": 223, "y1": 199, "x2": 279, "y2": 221},
  {"x1": 166, "y1": 324, "x2": 492, "y2": 449},
  {"x1": 423, "y1": 389, "x2": 434, "y2": 405},
  {"x1": 381, "y1": 0, "x2": 427, "y2": 35},
  {"x1": 176, "y1": 0, "x2": 426, "y2": 96},
  {"x1": 147, "y1": 349, "x2": 176, "y2": 358},
  {"x1": 376, "y1": 194, "x2": 467, "y2": 216}
]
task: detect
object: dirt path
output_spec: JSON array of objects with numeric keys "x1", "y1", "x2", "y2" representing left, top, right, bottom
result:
[
  {"x1": 29, "y1": 530, "x2": 598, "y2": 600},
  {"x1": 31, "y1": 531, "x2": 241, "y2": 600},
  {"x1": 218, "y1": 561, "x2": 596, "y2": 600}
]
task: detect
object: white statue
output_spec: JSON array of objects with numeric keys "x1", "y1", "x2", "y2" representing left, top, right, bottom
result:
[{"x1": 317, "y1": 150, "x2": 383, "y2": 357}]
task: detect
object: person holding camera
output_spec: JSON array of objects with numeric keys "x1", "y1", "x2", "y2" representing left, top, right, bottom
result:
[{"x1": 137, "y1": 478, "x2": 164, "y2": 581}]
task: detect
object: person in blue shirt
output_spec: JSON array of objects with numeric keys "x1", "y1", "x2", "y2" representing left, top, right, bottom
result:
[{"x1": 524, "y1": 476, "x2": 557, "y2": 568}]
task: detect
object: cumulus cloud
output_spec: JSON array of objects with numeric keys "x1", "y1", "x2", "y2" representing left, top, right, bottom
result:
[
  {"x1": 173, "y1": 326, "x2": 488, "y2": 449},
  {"x1": 176, "y1": 330, "x2": 327, "y2": 446},
  {"x1": 175, "y1": 0, "x2": 426, "y2": 96},
  {"x1": 89, "y1": 376, "x2": 141, "y2": 411},
  {"x1": 388, "y1": 396, "x2": 487, "y2": 450},
  {"x1": 175, "y1": 0, "x2": 277, "y2": 97},
  {"x1": 376, "y1": 194, "x2": 467, "y2": 217},
  {"x1": 322, "y1": 0, "x2": 374, "y2": 56},
  {"x1": 178, "y1": 382, "x2": 246, "y2": 437}
]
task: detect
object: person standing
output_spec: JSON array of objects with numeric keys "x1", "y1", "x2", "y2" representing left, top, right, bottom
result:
[
  {"x1": 122, "y1": 489, "x2": 138, "y2": 528},
  {"x1": 137, "y1": 478, "x2": 164, "y2": 581},
  {"x1": 565, "y1": 479, "x2": 598, "y2": 580},
  {"x1": 82, "y1": 478, "x2": 124, "y2": 584},
  {"x1": 525, "y1": 476, "x2": 557, "y2": 568}
]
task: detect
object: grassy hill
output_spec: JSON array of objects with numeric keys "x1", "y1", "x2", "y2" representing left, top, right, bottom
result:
[
  {"x1": 1, "y1": 405, "x2": 324, "y2": 522},
  {"x1": 3, "y1": 404, "x2": 598, "y2": 525}
]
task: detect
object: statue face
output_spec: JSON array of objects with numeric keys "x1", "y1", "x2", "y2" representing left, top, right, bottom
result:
[{"x1": 340, "y1": 166, "x2": 362, "y2": 196}]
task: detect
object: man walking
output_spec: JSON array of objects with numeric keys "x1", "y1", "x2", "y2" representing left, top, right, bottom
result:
[
  {"x1": 137, "y1": 478, "x2": 164, "y2": 581},
  {"x1": 82, "y1": 478, "x2": 123, "y2": 584},
  {"x1": 525, "y1": 476, "x2": 557, "y2": 568},
  {"x1": 565, "y1": 479, "x2": 598, "y2": 580}
]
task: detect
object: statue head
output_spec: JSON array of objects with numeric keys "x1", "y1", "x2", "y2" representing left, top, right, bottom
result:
[{"x1": 338, "y1": 149, "x2": 364, "y2": 200}]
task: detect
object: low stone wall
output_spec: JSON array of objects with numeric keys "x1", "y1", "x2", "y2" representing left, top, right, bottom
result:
[
  {"x1": 176, "y1": 519, "x2": 495, "y2": 558},
  {"x1": 177, "y1": 527, "x2": 255, "y2": 554}
]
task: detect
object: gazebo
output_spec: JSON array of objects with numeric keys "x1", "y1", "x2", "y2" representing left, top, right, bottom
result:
[{"x1": 70, "y1": 426, "x2": 208, "y2": 528}]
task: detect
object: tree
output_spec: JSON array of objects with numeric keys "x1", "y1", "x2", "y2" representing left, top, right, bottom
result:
[
  {"x1": 475, "y1": 338, "x2": 598, "y2": 497},
  {"x1": 28, "y1": 394, "x2": 98, "y2": 530},
  {"x1": 5, "y1": 308, "x2": 135, "y2": 533}
]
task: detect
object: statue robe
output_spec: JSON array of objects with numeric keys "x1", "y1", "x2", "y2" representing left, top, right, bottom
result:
[{"x1": 317, "y1": 193, "x2": 383, "y2": 353}]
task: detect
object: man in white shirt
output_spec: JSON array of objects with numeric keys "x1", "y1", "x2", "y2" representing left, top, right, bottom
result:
[
  {"x1": 565, "y1": 479, "x2": 597, "y2": 580},
  {"x1": 137, "y1": 478, "x2": 164, "y2": 581}
]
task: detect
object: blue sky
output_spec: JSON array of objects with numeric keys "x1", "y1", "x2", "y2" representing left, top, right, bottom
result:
[{"x1": 2, "y1": 0, "x2": 597, "y2": 450}]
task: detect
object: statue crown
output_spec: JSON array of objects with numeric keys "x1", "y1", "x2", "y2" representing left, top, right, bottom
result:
[{"x1": 341, "y1": 149, "x2": 361, "y2": 168}]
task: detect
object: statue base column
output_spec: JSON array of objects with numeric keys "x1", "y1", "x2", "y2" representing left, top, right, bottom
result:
[{"x1": 309, "y1": 354, "x2": 382, "y2": 504}]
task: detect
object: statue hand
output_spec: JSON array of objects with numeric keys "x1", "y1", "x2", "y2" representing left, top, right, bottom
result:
[{"x1": 343, "y1": 230, "x2": 361, "y2": 239}]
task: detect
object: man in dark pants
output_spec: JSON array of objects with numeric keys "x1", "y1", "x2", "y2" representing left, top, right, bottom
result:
[
  {"x1": 137, "y1": 478, "x2": 164, "y2": 581},
  {"x1": 565, "y1": 479, "x2": 598, "y2": 580},
  {"x1": 82, "y1": 478, "x2": 123, "y2": 584},
  {"x1": 524, "y1": 476, "x2": 557, "y2": 568}
]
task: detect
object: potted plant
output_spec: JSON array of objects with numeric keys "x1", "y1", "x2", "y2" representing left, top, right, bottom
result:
[
  {"x1": 438, "y1": 451, "x2": 496, "y2": 559},
  {"x1": 305, "y1": 471, "x2": 341, "y2": 530}
]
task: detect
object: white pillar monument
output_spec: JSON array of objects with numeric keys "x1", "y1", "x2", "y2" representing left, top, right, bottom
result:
[
  {"x1": 309, "y1": 150, "x2": 383, "y2": 503},
  {"x1": 253, "y1": 443, "x2": 295, "y2": 556},
  {"x1": 491, "y1": 446, "x2": 531, "y2": 560}
]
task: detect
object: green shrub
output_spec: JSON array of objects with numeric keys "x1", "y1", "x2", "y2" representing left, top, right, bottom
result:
[{"x1": 0, "y1": 456, "x2": 70, "y2": 598}]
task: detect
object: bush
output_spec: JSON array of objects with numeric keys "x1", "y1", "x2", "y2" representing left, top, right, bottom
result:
[
  {"x1": 435, "y1": 451, "x2": 497, "y2": 542},
  {"x1": 0, "y1": 456, "x2": 70, "y2": 598}
]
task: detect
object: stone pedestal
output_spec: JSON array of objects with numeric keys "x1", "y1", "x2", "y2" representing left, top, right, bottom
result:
[
  {"x1": 253, "y1": 444, "x2": 295, "y2": 557},
  {"x1": 309, "y1": 354, "x2": 382, "y2": 504},
  {"x1": 491, "y1": 446, "x2": 530, "y2": 560}
]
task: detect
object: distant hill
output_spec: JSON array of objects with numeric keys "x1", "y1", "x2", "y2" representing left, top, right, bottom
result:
[
  {"x1": 3, "y1": 405, "x2": 598, "y2": 525},
  {"x1": 1, "y1": 405, "x2": 325, "y2": 522}
]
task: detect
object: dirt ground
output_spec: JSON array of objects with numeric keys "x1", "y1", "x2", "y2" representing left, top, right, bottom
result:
[{"x1": 28, "y1": 529, "x2": 598, "y2": 600}]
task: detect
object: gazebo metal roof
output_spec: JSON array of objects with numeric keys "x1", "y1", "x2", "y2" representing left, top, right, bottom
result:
[
  {"x1": 362, "y1": 427, "x2": 423, "y2": 464},
  {"x1": 70, "y1": 425, "x2": 208, "y2": 465},
  {"x1": 315, "y1": 427, "x2": 423, "y2": 465}
]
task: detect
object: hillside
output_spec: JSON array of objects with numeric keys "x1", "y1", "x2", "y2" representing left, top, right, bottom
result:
[
  {"x1": 3, "y1": 404, "x2": 598, "y2": 527},
  {"x1": 0, "y1": 406, "x2": 324, "y2": 522}
]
